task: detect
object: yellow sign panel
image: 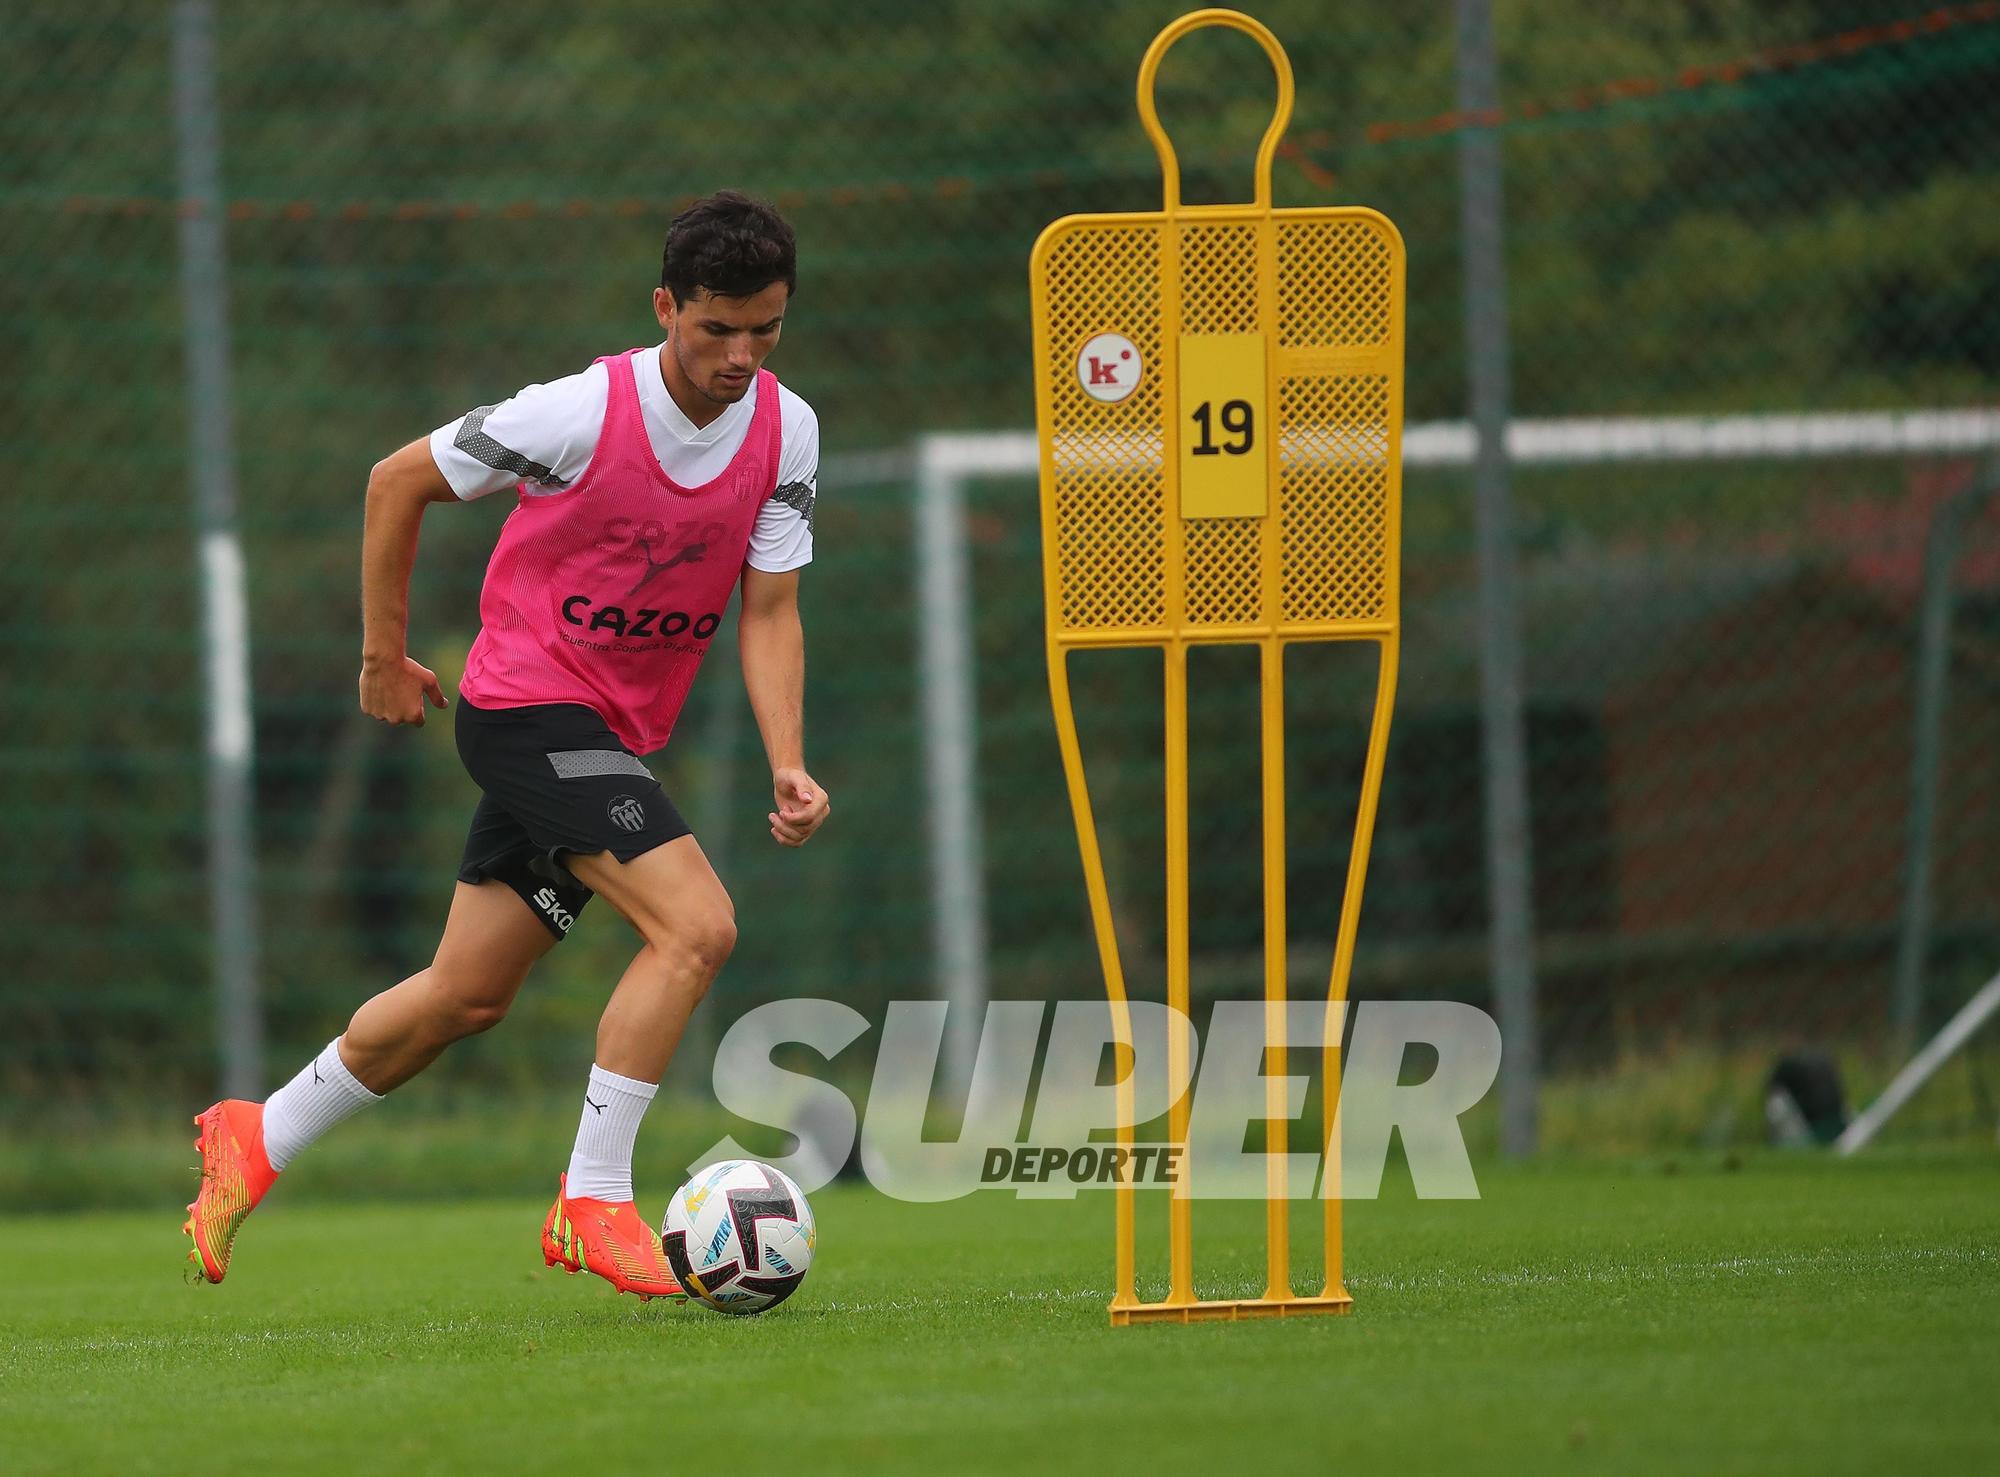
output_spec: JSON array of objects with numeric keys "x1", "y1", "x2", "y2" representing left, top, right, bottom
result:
[
  {"x1": 1029, "y1": 8, "x2": 1407, "y2": 1328},
  {"x1": 1177, "y1": 332, "x2": 1268, "y2": 519}
]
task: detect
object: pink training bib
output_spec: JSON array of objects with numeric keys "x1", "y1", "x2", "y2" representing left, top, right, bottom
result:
[{"x1": 459, "y1": 349, "x2": 783, "y2": 753}]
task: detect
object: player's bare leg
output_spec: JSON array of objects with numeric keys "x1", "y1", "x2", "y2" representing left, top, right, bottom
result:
[
  {"x1": 341, "y1": 879, "x2": 558, "y2": 1091},
  {"x1": 537, "y1": 835, "x2": 736, "y2": 1300},
  {"x1": 185, "y1": 880, "x2": 554, "y2": 1283},
  {"x1": 569, "y1": 835, "x2": 736, "y2": 1082}
]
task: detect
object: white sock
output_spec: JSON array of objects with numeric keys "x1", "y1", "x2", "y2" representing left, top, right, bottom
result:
[
  {"x1": 262, "y1": 1037, "x2": 383, "y2": 1171},
  {"x1": 564, "y1": 1064, "x2": 658, "y2": 1202}
]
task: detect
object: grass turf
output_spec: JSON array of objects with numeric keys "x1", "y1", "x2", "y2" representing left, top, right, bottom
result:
[{"x1": 2, "y1": 1152, "x2": 1994, "y2": 1475}]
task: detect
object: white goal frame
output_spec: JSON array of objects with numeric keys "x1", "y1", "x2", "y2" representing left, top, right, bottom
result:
[{"x1": 910, "y1": 409, "x2": 2000, "y2": 1099}]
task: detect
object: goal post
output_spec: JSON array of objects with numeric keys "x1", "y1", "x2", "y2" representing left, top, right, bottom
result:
[
  {"x1": 1837, "y1": 969, "x2": 2000, "y2": 1155},
  {"x1": 912, "y1": 403, "x2": 2000, "y2": 1126}
]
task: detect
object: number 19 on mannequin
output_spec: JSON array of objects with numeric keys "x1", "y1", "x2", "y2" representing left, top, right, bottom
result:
[{"x1": 1177, "y1": 331, "x2": 1268, "y2": 519}]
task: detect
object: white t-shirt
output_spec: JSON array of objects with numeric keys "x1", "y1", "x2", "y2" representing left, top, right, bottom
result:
[{"x1": 428, "y1": 345, "x2": 818, "y2": 573}]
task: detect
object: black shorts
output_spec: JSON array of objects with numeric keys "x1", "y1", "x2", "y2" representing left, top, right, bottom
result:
[{"x1": 454, "y1": 698, "x2": 691, "y2": 940}]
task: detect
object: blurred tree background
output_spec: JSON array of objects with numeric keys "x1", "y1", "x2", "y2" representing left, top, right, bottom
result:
[{"x1": 4, "y1": 0, "x2": 1998, "y2": 1147}]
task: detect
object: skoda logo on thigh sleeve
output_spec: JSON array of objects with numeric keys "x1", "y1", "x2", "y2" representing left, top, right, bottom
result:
[{"x1": 607, "y1": 795, "x2": 647, "y2": 833}]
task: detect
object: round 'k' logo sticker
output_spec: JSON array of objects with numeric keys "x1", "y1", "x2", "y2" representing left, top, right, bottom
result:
[
  {"x1": 1075, "y1": 332, "x2": 1142, "y2": 403},
  {"x1": 608, "y1": 795, "x2": 647, "y2": 833}
]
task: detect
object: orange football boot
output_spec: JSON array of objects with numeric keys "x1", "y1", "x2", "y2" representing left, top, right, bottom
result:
[
  {"x1": 183, "y1": 1100, "x2": 280, "y2": 1284},
  {"x1": 542, "y1": 1175, "x2": 684, "y2": 1301}
]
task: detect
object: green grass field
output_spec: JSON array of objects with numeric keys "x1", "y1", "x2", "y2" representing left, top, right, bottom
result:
[{"x1": 3, "y1": 1151, "x2": 1994, "y2": 1475}]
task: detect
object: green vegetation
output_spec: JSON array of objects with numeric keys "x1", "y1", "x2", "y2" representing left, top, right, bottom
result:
[
  {"x1": 5, "y1": 1152, "x2": 1995, "y2": 1473},
  {"x1": 6, "y1": 1, "x2": 1998, "y2": 1119}
]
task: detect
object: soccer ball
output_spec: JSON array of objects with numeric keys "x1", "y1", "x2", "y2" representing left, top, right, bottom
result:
[{"x1": 661, "y1": 1159, "x2": 815, "y2": 1315}]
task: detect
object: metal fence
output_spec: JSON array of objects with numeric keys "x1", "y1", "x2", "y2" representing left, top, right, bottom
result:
[{"x1": 6, "y1": 0, "x2": 2000, "y2": 1147}]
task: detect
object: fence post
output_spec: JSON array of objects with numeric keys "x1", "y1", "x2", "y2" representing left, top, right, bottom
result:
[
  {"x1": 1455, "y1": 0, "x2": 1539, "y2": 1154},
  {"x1": 916, "y1": 436, "x2": 990, "y2": 1105},
  {"x1": 172, "y1": 0, "x2": 262, "y2": 1097}
]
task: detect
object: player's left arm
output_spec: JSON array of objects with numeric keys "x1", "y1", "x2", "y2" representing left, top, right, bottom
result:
[{"x1": 739, "y1": 565, "x2": 829, "y2": 847}]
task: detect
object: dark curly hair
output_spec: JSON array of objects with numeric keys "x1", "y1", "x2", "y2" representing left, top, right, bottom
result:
[{"x1": 659, "y1": 191, "x2": 797, "y2": 305}]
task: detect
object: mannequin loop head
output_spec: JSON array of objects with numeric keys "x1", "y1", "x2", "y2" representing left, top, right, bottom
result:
[{"x1": 1136, "y1": 8, "x2": 1296, "y2": 215}]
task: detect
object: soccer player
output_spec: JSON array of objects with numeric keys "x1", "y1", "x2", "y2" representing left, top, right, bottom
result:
[{"x1": 184, "y1": 192, "x2": 829, "y2": 1300}]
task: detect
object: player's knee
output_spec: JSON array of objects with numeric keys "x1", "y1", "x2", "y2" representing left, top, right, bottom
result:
[
  {"x1": 687, "y1": 909, "x2": 737, "y2": 979},
  {"x1": 425, "y1": 965, "x2": 515, "y2": 1040},
  {"x1": 648, "y1": 907, "x2": 735, "y2": 981},
  {"x1": 448, "y1": 995, "x2": 512, "y2": 1038}
]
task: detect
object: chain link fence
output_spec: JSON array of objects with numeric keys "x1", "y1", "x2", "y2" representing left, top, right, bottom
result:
[{"x1": 6, "y1": 0, "x2": 1999, "y2": 1148}]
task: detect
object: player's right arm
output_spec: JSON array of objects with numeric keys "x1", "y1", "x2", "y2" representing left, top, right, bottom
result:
[
  {"x1": 360, "y1": 364, "x2": 604, "y2": 725},
  {"x1": 358, "y1": 439, "x2": 457, "y2": 726}
]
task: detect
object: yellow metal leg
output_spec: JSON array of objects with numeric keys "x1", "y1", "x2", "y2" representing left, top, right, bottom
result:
[
  {"x1": 1261, "y1": 639, "x2": 1292, "y2": 1304},
  {"x1": 1044, "y1": 648, "x2": 1141, "y2": 1313},
  {"x1": 1163, "y1": 641, "x2": 1195, "y2": 1309},
  {"x1": 1321, "y1": 635, "x2": 1399, "y2": 1301}
]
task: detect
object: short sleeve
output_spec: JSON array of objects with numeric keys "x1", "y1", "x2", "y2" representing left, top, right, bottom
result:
[
  {"x1": 748, "y1": 393, "x2": 818, "y2": 573},
  {"x1": 427, "y1": 362, "x2": 609, "y2": 501}
]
